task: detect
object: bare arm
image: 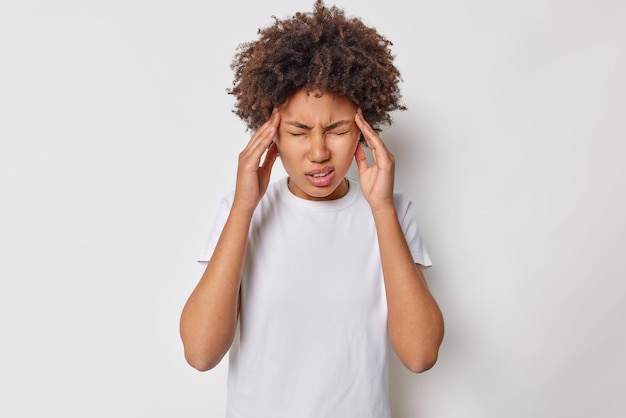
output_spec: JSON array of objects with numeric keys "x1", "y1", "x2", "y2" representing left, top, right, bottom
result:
[
  {"x1": 180, "y1": 110, "x2": 281, "y2": 371},
  {"x1": 354, "y1": 110, "x2": 444, "y2": 373},
  {"x1": 372, "y1": 207, "x2": 444, "y2": 372}
]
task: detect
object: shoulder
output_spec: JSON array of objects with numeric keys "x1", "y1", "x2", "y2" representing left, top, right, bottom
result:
[
  {"x1": 217, "y1": 178, "x2": 286, "y2": 211},
  {"x1": 347, "y1": 177, "x2": 414, "y2": 215},
  {"x1": 264, "y1": 177, "x2": 285, "y2": 201},
  {"x1": 257, "y1": 177, "x2": 286, "y2": 210},
  {"x1": 393, "y1": 190, "x2": 414, "y2": 213}
]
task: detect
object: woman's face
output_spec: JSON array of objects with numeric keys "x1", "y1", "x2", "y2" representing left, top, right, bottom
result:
[{"x1": 276, "y1": 88, "x2": 359, "y2": 201}]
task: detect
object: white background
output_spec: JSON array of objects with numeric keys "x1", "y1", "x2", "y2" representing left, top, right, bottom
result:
[{"x1": 1, "y1": 0, "x2": 625, "y2": 417}]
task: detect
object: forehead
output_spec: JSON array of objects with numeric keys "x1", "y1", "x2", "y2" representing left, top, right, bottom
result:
[{"x1": 279, "y1": 88, "x2": 356, "y2": 121}]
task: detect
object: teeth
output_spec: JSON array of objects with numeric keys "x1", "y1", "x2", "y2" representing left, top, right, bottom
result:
[{"x1": 312, "y1": 172, "x2": 329, "y2": 177}]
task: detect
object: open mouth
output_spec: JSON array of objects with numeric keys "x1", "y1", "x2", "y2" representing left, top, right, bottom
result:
[
  {"x1": 306, "y1": 167, "x2": 334, "y2": 178},
  {"x1": 305, "y1": 168, "x2": 335, "y2": 186},
  {"x1": 311, "y1": 171, "x2": 332, "y2": 178}
]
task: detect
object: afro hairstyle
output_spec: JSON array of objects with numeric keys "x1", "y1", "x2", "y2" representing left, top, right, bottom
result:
[{"x1": 228, "y1": 0, "x2": 406, "y2": 132}]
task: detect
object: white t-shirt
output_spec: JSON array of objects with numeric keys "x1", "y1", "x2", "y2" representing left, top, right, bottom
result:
[{"x1": 199, "y1": 176, "x2": 431, "y2": 418}]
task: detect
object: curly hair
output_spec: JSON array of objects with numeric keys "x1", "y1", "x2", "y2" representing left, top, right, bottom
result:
[{"x1": 228, "y1": 0, "x2": 406, "y2": 132}]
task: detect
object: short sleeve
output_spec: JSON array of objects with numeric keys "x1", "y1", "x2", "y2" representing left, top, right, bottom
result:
[
  {"x1": 197, "y1": 191, "x2": 235, "y2": 263},
  {"x1": 393, "y1": 192, "x2": 432, "y2": 267}
]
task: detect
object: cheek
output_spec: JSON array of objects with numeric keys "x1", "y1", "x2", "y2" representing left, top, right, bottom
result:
[
  {"x1": 344, "y1": 132, "x2": 361, "y2": 154},
  {"x1": 274, "y1": 134, "x2": 286, "y2": 154},
  {"x1": 329, "y1": 136, "x2": 359, "y2": 163},
  {"x1": 274, "y1": 137, "x2": 298, "y2": 163}
]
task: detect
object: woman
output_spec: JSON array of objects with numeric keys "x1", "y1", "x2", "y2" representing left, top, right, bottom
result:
[{"x1": 180, "y1": 1, "x2": 444, "y2": 416}]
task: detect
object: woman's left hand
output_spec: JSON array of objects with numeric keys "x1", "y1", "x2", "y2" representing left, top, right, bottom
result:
[{"x1": 354, "y1": 109, "x2": 396, "y2": 211}]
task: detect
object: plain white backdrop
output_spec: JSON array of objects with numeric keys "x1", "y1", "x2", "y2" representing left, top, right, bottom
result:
[{"x1": 1, "y1": 0, "x2": 625, "y2": 416}]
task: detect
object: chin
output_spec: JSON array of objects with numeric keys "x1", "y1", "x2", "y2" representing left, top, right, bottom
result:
[{"x1": 295, "y1": 178, "x2": 347, "y2": 201}]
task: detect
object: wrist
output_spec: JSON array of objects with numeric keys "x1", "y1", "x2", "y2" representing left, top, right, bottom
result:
[
  {"x1": 370, "y1": 201, "x2": 397, "y2": 218},
  {"x1": 230, "y1": 199, "x2": 257, "y2": 219}
]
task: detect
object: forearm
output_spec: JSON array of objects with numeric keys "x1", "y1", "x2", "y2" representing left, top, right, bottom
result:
[
  {"x1": 180, "y1": 204, "x2": 254, "y2": 371},
  {"x1": 372, "y1": 205, "x2": 444, "y2": 373}
]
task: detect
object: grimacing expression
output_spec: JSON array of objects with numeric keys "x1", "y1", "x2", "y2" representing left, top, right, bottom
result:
[{"x1": 276, "y1": 88, "x2": 360, "y2": 201}]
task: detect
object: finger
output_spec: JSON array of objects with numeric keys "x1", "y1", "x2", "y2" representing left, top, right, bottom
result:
[
  {"x1": 354, "y1": 143, "x2": 369, "y2": 175},
  {"x1": 355, "y1": 111, "x2": 393, "y2": 168},
  {"x1": 260, "y1": 142, "x2": 279, "y2": 176},
  {"x1": 355, "y1": 110, "x2": 387, "y2": 152},
  {"x1": 253, "y1": 110, "x2": 280, "y2": 148},
  {"x1": 243, "y1": 110, "x2": 280, "y2": 157}
]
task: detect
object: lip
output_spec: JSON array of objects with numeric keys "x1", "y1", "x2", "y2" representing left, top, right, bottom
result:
[
  {"x1": 305, "y1": 167, "x2": 335, "y2": 187},
  {"x1": 306, "y1": 167, "x2": 334, "y2": 176}
]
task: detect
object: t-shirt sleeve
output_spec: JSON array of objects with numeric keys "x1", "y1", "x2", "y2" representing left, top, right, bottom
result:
[
  {"x1": 197, "y1": 191, "x2": 235, "y2": 263},
  {"x1": 394, "y1": 192, "x2": 433, "y2": 267}
]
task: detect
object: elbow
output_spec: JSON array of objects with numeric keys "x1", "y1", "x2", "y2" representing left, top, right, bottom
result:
[
  {"x1": 403, "y1": 349, "x2": 440, "y2": 373},
  {"x1": 181, "y1": 333, "x2": 227, "y2": 371},
  {"x1": 405, "y1": 313, "x2": 445, "y2": 373},
  {"x1": 393, "y1": 333, "x2": 443, "y2": 373},
  {"x1": 180, "y1": 321, "x2": 231, "y2": 371},
  {"x1": 184, "y1": 348, "x2": 223, "y2": 372}
]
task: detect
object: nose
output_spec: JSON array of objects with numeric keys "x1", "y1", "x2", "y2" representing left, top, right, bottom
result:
[{"x1": 307, "y1": 134, "x2": 331, "y2": 163}]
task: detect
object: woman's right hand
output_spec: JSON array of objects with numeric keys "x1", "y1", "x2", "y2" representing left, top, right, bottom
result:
[{"x1": 233, "y1": 109, "x2": 281, "y2": 212}]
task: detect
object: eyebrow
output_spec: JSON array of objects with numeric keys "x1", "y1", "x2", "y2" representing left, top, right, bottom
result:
[{"x1": 283, "y1": 120, "x2": 352, "y2": 131}]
